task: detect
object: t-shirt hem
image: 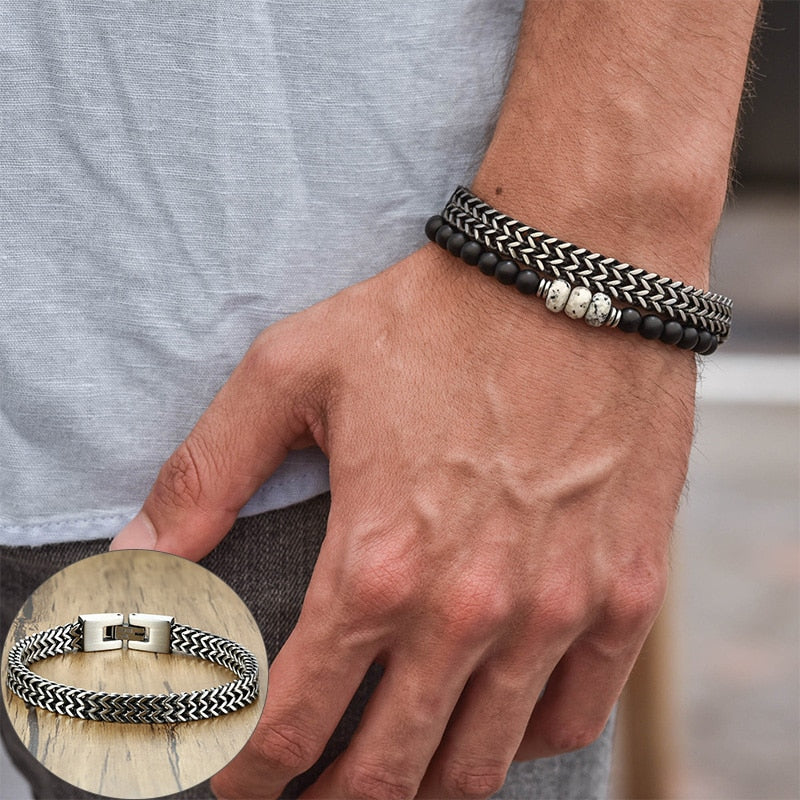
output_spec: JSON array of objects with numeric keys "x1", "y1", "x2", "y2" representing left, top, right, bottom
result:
[{"x1": 0, "y1": 478, "x2": 331, "y2": 547}]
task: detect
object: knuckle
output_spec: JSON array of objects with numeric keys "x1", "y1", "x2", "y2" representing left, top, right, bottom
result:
[
  {"x1": 247, "y1": 327, "x2": 291, "y2": 374},
  {"x1": 341, "y1": 763, "x2": 418, "y2": 800},
  {"x1": 345, "y1": 565, "x2": 415, "y2": 622},
  {"x1": 441, "y1": 600, "x2": 500, "y2": 646},
  {"x1": 246, "y1": 326, "x2": 329, "y2": 437},
  {"x1": 336, "y1": 536, "x2": 422, "y2": 622},
  {"x1": 606, "y1": 568, "x2": 667, "y2": 634},
  {"x1": 541, "y1": 720, "x2": 606, "y2": 754},
  {"x1": 440, "y1": 759, "x2": 508, "y2": 799},
  {"x1": 247, "y1": 325, "x2": 317, "y2": 389},
  {"x1": 534, "y1": 578, "x2": 589, "y2": 637},
  {"x1": 438, "y1": 576, "x2": 516, "y2": 645},
  {"x1": 249, "y1": 720, "x2": 319, "y2": 776},
  {"x1": 152, "y1": 437, "x2": 210, "y2": 512}
]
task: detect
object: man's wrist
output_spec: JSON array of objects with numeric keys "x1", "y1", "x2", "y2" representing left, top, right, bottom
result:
[
  {"x1": 430, "y1": 186, "x2": 730, "y2": 355},
  {"x1": 470, "y1": 163, "x2": 717, "y2": 293},
  {"x1": 468, "y1": 1, "x2": 759, "y2": 291}
]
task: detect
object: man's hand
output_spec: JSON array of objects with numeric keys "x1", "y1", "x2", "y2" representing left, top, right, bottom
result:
[
  {"x1": 113, "y1": 241, "x2": 695, "y2": 798},
  {"x1": 111, "y1": 1, "x2": 758, "y2": 796}
]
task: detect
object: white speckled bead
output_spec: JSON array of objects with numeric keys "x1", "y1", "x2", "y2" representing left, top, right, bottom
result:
[
  {"x1": 564, "y1": 286, "x2": 592, "y2": 319},
  {"x1": 584, "y1": 292, "x2": 613, "y2": 327},
  {"x1": 545, "y1": 279, "x2": 571, "y2": 313}
]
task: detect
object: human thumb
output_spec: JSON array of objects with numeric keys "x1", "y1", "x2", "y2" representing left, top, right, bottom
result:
[{"x1": 110, "y1": 327, "x2": 320, "y2": 561}]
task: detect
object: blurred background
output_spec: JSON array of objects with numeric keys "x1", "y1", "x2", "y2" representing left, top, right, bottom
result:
[
  {"x1": 613, "y1": 2, "x2": 799, "y2": 798},
  {"x1": 2, "y1": 2, "x2": 798, "y2": 799}
]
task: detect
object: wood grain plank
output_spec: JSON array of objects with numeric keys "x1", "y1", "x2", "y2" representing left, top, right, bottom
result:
[{"x1": 2, "y1": 550, "x2": 268, "y2": 799}]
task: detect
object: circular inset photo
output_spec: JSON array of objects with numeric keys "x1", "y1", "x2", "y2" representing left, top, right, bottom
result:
[{"x1": 2, "y1": 550, "x2": 268, "y2": 799}]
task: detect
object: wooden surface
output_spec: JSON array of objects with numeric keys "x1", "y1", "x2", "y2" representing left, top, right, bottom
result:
[{"x1": 2, "y1": 550, "x2": 268, "y2": 799}]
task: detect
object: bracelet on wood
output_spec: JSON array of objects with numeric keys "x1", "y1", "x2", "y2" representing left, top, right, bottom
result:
[
  {"x1": 6, "y1": 612, "x2": 260, "y2": 724},
  {"x1": 426, "y1": 187, "x2": 732, "y2": 355}
]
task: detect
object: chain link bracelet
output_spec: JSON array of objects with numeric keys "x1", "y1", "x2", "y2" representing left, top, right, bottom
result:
[
  {"x1": 428, "y1": 187, "x2": 733, "y2": 354},
  {"x1": 444, "y1": 186, "x2": 732, "y2": 334},
  {"x1": 6, "y1": 612, "x2": 260, "y2": 724}
]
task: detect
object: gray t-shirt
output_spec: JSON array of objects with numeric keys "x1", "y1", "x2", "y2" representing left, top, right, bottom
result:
[{"x1": 1, "y1": 1, "x2": 523, "y2": 545}]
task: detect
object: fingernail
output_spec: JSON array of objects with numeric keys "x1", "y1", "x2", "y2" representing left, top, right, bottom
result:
[{"x1": 110, "y1": 512, "x2": 157, "y2": 551}]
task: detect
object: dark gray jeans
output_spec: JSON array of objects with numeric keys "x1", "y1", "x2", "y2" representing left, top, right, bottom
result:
[{"x1": 1, "y1": 493, "x2": 614, "y2": 799}]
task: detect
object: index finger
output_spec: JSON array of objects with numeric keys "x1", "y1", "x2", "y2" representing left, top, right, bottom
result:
[{"x1": 211, "y1": 553, "x2": 377, "y2": 799}]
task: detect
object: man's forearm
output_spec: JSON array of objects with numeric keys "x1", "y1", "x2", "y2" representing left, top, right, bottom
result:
[{"x1": 473, "y1": 0, "x2": 760, "y2": 289}]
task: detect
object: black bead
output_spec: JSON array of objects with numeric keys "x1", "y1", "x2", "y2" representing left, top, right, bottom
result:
[
  {"x1": 695, "y1": 330, "x2": 715, "y2": 354},
  {"x1": 639, "y1": 315, "x2": 665, "y2": 340},
  {"x1": 425, "y1": 215, "x2": 444, "y2": 242},
  {"x1": 619, "y1": 308, "x2": 642, "y2": 333},
  {"x1": 660, "y1": 320, "x2": 684, "y2": 345},
  {"x1": 495, "y1": 260, "x2": 519, "y2": 285},
  {"x1": 460, "y1": 240, "x2": 482, "y2": 266},
  {"x1": 446, "y1": 232, "x2": 467, "y2": 257},
  {"x1": 515, "y1": 270, "x2": 541, "y2": 295},
  {"x1": 701, "y1": 335, "x2": 719, "y2": 356},
  {"x1": 477, "y1": 252, "x2": 499, "y2": 276},
  {"x1": 434, "y1": 224, "x2": 454, "y2": 249},
  {"x1": 677, "y1": 326, "x2": 699, "y2": 350}
]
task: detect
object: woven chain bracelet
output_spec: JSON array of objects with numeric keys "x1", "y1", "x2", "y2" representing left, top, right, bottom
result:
[
  {"x1": 427, "y1": 187, "x2": 733, "y2": 354},
  {"x1": 6, "y1": 612, "x2": 260, "y2": 724}
]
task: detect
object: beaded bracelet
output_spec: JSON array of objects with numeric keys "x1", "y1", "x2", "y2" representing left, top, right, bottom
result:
[
  {"x1": 426, "y1": 188, "x2": 732, "y2": 355},
  {"x1": 445, "y1": 186, "x2": 732, "y2": 336},
  {"x1": 443, "y1": 198, "x2": 731, "y2": 338}
]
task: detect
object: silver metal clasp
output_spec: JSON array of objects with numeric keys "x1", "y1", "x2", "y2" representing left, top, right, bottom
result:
[{"x1": 79, "y1": 612, "x2": 174, "y2": 653}]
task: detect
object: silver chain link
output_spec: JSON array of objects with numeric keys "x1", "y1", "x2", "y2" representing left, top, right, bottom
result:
[
  {"x1": 6, "y1": 619, "x2": 260, "y2": 724},
  {"x1": 443, "y1": 187, "x2": 732, "y2": 340}
]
